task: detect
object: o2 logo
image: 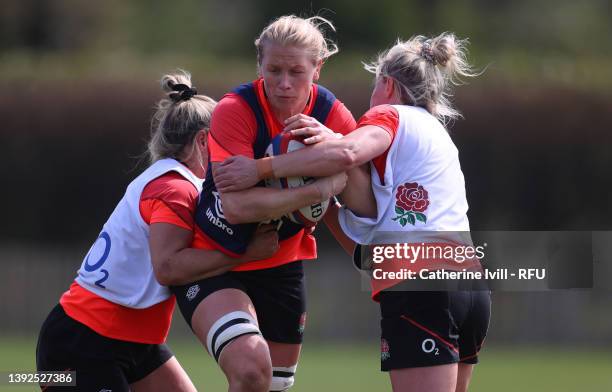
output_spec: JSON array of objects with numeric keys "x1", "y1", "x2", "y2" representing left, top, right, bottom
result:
[
  {"x1": 84, "y1": 232, "x2": 111, "y2": 288},
  {"x1": 422, "y1": 339, "x2": 440, "y2": 356}
]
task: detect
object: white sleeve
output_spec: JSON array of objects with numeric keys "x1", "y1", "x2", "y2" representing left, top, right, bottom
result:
[{"x1": 337, "y1": 206, "x2": 378, "y2": 244}]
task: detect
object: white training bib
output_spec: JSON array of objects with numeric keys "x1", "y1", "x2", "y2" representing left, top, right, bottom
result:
[
  {"x1": 75, "y1": 158, "x2": 202, "y2": 308},
  {"x1": 339, "y1": 105, "x2": 470, "y2": 245}
]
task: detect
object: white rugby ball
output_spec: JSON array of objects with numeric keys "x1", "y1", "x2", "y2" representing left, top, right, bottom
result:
[{"x1": 265, "y1": 132, "x2": 329, "y2": 227}]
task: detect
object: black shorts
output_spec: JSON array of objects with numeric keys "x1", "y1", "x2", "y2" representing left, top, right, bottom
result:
[
  {"x1": 36, "y1": 304, "x2": 173, "y2": 391},
  {"x1": 171, "y1": 261, "x2": 307, "y2": 344},
  {"x1": 378, "y1": 290, "x2": 491, "y2": 371}
]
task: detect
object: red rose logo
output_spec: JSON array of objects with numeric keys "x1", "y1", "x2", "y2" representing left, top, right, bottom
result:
[
  {"x1": 396, "y1": 183, "x2": 429, "y2": 212},
  {"x1": 381, "y1": 338, "x2": 391, "y2": 361},
  {"x1": 298, "y1": 312, "x2": 307, "y2": 334},
  {"x1": 393, "y1": 182, "x2": 429, "y2": 226}
]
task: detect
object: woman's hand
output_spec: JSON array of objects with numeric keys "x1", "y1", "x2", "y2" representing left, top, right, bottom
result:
[
  {"x1": 313, "y1": 171, "x2": 348, "y2": 201},
  {"x1": 213, "y1": 157, "x2": 260, "y2": 193},
  {"x1": 284, "y1": 114, "x2": 342, "y2": 144},
  {"x1": 242, "y1": 224, "x2": 279, "y2": 261}
]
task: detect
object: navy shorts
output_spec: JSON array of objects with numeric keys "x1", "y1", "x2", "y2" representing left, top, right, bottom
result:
[
  {"x1": 36, "y1": 304, "x2": 173, "y2": 391},
  {"x1": 171, "y1": 260, "x2": 307, "y2": 344},
  {"x1": 378, "y1": 290, "x2": 491, "y2": 371}
]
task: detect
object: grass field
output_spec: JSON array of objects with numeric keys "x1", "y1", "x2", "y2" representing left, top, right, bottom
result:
[{"x1": 2, "y1": 336, "x2": 611, "y2": 391}]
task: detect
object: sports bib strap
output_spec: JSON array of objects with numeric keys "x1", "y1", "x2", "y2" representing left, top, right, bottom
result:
[
  {"x1": 196, "y1": 163, "x2": 257, "y2": 255},
  {"x1": 195, "y1": 82, "x2": 338, "y2": 252},
  {"x1": 232, "y1": 82, "x2": 271, "y2": 158},
  {"x1": 310, "y1": 84, "x2": 335, "y2": 123}
]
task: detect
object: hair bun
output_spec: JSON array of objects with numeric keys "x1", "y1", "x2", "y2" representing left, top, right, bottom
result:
[
  {"x1": 420, "y1": 41, "x2": 436, "y2": 64},
  {"x1": 169, "y1": 84, "x2": 198, "y2": 102},
  {"x1": 431, "y1": 34, "x2": 457, "y2": 67}
]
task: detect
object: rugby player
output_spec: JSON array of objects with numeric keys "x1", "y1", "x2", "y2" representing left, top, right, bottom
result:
[
  {"x1": 36, "y1": 71, "x2": 277, "y2": 391},
  {"x1": 169, "y1": 15, "x2": 356, "y2": 392}
]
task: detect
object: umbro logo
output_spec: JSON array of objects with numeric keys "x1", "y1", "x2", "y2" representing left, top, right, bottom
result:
[
  {"x1": 186, "y1": 284, "x2": 200, "y2": 301},
  {"x1": 212, "y1": 191, "x2": 225, "y2": 219}
]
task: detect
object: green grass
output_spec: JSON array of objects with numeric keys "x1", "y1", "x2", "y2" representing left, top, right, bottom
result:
[{"x1": 2, "y1": 335, "x2": 611, "y2": 391}]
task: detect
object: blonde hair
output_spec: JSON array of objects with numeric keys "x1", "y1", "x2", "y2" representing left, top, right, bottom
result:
[
  {"x1": 255, "y1": 15, "x2": 338, "y2": 64},
  {"x1": 148, "y1": 70, "x2": 216, "y2": 166},
  {"x1": 365, "y1": 32, "x2": 477, "y2": 124}
]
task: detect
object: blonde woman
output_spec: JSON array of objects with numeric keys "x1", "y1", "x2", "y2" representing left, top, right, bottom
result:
[
  {"x1": 36, "y1": 71, "x2": 277, "y2": 392},
  {"x1": 216, "y1": 33, "x2": 490, "y2": 392},
  {"x1": 170, "y1": 15, "x2": 355, "y2": 392}
]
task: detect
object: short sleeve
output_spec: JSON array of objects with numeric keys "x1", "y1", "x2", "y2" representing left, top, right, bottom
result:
[
  {"x1": 209, "y1": 94, "x2": 258, "y2": 162},
  {"x1": 356, "y1": 105, "x2": 400, "y2": 139},
  {"x1": 357, "y1": 105, "x2": 400, "y2": 185},
  {"x1": 139, "y1": 172, "x2": 199, "y2": 230},
  {"x1": 324, "y1": 100, "x2": 357, "y2": 136}
]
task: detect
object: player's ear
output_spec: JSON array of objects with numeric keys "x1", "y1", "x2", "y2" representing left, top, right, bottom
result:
[
  {"x1": 313, "y1": 59, "x2": 323, "y2": 81},
  {"x1": 196, "y1": 129, "x2": 208, "y2": 149},
  {"x1": 384, "y1": 76, "x2": 395, "y2": 99}
]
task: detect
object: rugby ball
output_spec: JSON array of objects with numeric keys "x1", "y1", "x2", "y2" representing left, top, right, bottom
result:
[{"x1": 265, "y1": 132, "x2": 329, "y2": 227}]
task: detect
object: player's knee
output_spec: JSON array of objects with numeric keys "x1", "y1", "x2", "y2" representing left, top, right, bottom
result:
[
  {"x1": 270, "y1": 365, "x2": 297, "y2": 391},
  {"x1": 206, "y1": 311, "x2": 261, "y2": 362},
  {"x1": 225, "y1": 342, "x2": 272, "y2": 392},
  {"x1": 232, "y1": 362, "x2": 272, "y2": 392}
]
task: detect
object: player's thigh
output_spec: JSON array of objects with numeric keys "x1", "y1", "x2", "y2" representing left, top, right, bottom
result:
[
  {"x1": 171, "y1": 273, "x2": 257, "y2": 352},
  {"x1": 455, "y1": 363, "x2": 474, "y2": 392},
  {"x1": 379, "y1": 291, "x2": 461, "y2": 371},
  {"x1": 243, "y1": 262, "x2": 307, "y2": 347},
  {"x1": 390, "y1": 363, "x2": 457, "y2": 392},
  {"x1": 130, "y1": 356, "x2": 196, "y2": 392},
  {"x1": 191, "y1": 288, "x2": 258, "y2": 347},
  {"x1": 37, "y1": 304, "x2": 131, "y2": 391},
  {"x1": 192, "y1": 290, "x2": 273, "y2": 387},
  {"x1": 458, "y1": 290, "x2": 491, "y2": 364}
]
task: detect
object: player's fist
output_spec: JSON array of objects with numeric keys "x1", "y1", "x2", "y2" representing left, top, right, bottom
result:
[
  {"x1": 243, "y1": 224, "x2": 279, "y2": 261},
  {"x1": 314, "y1": 172, "x2": 348, "y2": 201}
]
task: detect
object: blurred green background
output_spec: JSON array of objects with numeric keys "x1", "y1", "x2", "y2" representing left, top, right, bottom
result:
[{"x1": 1, "y1": 1, "x2": 612, "y2": 391}]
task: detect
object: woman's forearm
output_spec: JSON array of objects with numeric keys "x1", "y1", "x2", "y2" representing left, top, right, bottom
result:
[
  {"x1": 323, "y1": 202, "x2": 356, "y2": 256},
  {"x1": 271, "y1": 125, "x2": 392, "y2": 178},
  {"x1": 220, "y1": 184, "x2": 322, "y2": 224},
  {"x1": 340, "y1": 164, "x2": 378, "y2": 218},
  {"x1": 150, "y1": 223, "x2": 246, "y2": 286},
  {"x1": 159, "y1": 248, "x2": 244, "y2": 285}
]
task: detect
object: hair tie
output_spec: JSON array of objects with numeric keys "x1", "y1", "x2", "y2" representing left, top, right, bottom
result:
[
  {"x1": 170, "y1": 83, "x2": 198, "y2": 102},
  {"x1": 420, "y1": 42, "x2": 436, "y2": 65}
]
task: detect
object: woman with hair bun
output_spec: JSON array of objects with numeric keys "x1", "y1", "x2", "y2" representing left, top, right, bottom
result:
[
  {"x1": 36, "y1": 70, "x2": 278, "y2": 392},
  {"x1": 216, "y1": 32, "x2": 490, "y2": 392},
  {"x1": 170, "y1": 15, "x2": 356, "y2": 392}
]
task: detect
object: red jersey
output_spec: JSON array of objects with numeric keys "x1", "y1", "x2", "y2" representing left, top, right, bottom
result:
[{"x1": 198, "y1": 78, "x2": 356, "y2": 271}]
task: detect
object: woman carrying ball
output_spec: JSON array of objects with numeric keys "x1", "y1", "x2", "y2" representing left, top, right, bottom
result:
[
  {"x1": 169, "y1": 15, "x2": 355, "y2": 392},
  {"x1": 215, "y1": 33, "x2": 490, "y2": 392}
]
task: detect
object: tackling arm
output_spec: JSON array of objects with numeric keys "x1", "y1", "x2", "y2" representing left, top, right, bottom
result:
[
  {"x1": 213, "y1": 125, "x2": 391, "y2": 193},
  {"x1": 341, "y1": 163, "x2": 378, "y2": 219},
  {"x1": 213, "y1": 162, "x2": 347, "y2": 225},
  {"x1": 277, "y1": 125, "x2": 391, "y2": 177},
  {"x1": 149, "y1": 223, "x2": 279, "y2": 285},
  {"x1": 322, "y1": 202, "x2": 356, "y2": 257}
]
